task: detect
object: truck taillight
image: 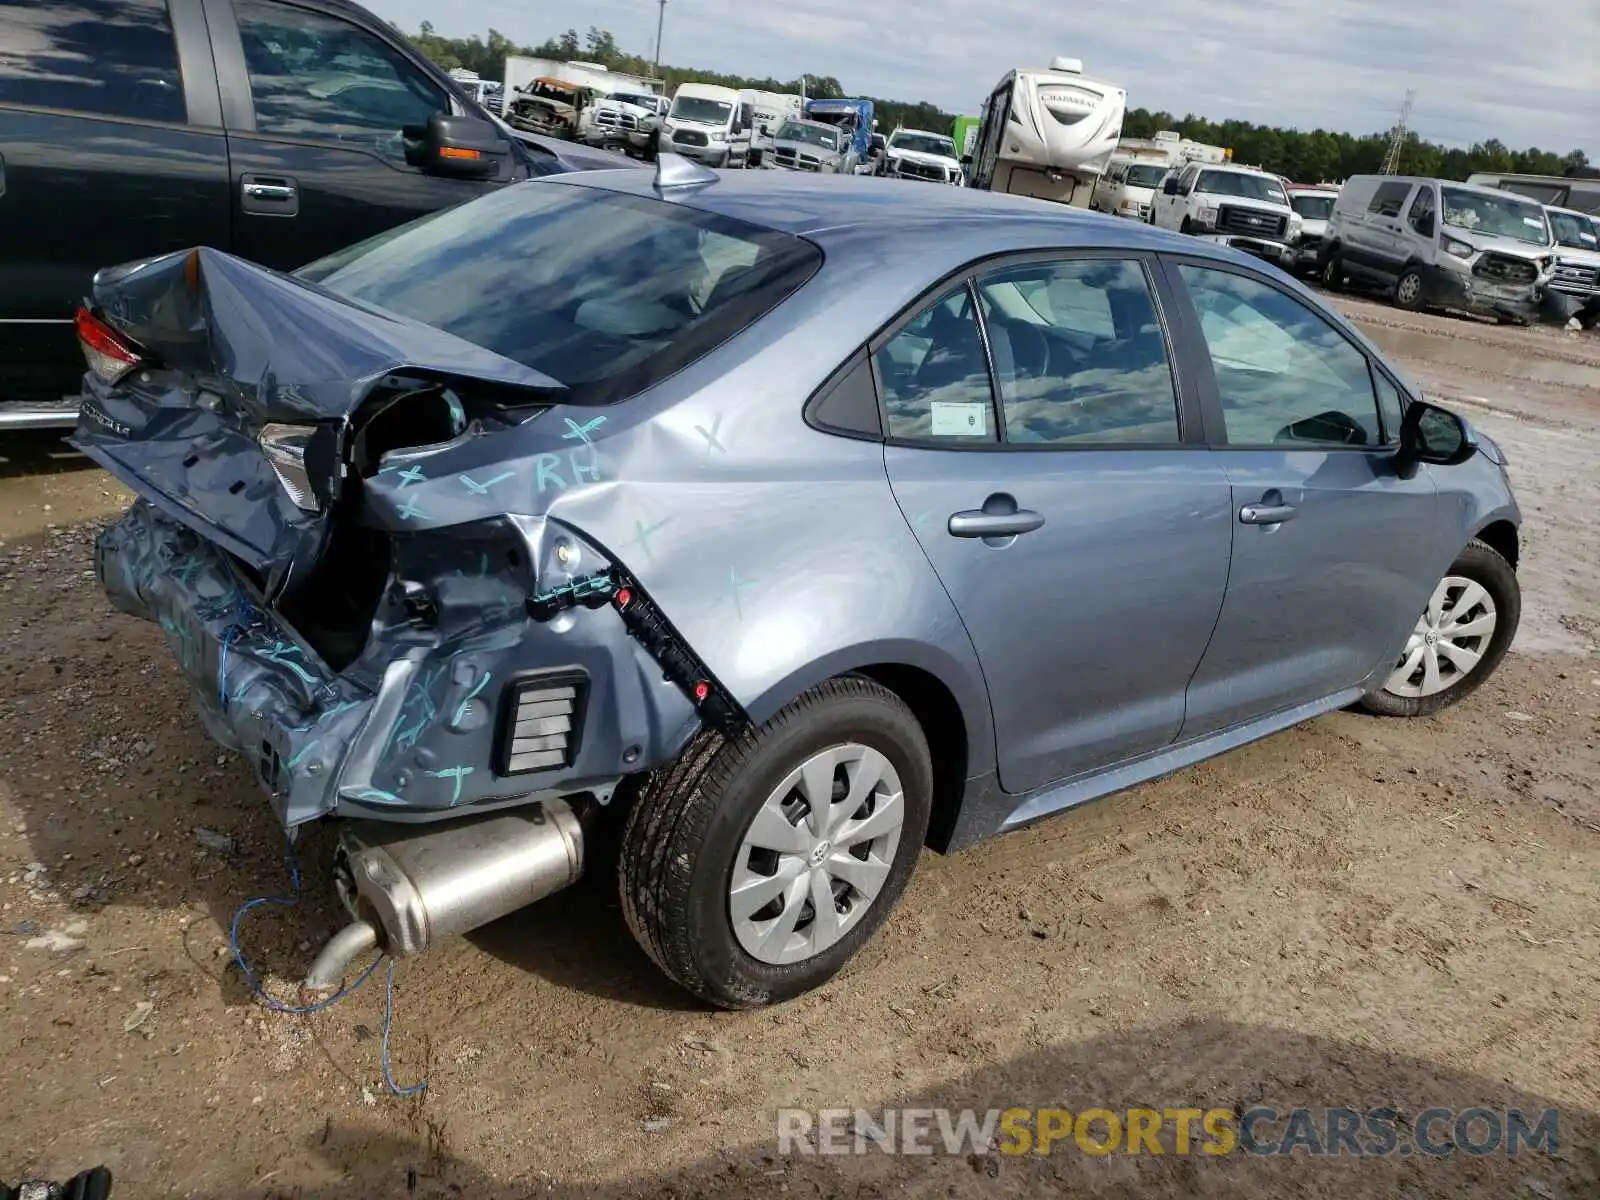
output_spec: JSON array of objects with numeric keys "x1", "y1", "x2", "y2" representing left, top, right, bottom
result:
[{"x1": 75, "y1": 306, "x2": 142, "y2": 385}]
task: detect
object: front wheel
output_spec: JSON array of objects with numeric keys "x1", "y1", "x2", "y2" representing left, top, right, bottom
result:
[
  {"x1": 1395, "y1": 267, "x2": 1426, "y2": 311},
  {"x1": 1321, "y1": 252, "x2": 1345, "y2": 290},
  {"x1": 618, "y1": 678, "x2": 932, "y2": 1009},
  {"x1": 1358, "y1": 539, "x2": 1520, "y2": 718}
]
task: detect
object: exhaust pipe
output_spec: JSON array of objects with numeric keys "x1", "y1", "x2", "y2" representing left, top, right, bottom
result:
[{"x1": 304, "y1": 800, "x2": 583, "y2": 991}]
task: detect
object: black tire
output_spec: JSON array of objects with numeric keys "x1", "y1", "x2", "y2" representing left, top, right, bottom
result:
[
  {"x1": 1179, "y1": 216, "x2": 1193, "y2": 235},
  {"x1": 1395, "y1": 267, "x2": 1426, "y2": 311},
  {"x1": 618, "y1": 677, "x2": 932, "y2": 1009},
  {"x1": 1321, "y1": 251, "x2": 1344, "y2": 291},
  {"x1": 1358, "y1": 538, "x2": 1520, "y2": 718}
]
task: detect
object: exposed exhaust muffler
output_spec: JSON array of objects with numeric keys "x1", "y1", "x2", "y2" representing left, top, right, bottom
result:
[{"x1": 305, "y1": 800, "x2": 583, "y2": 990}]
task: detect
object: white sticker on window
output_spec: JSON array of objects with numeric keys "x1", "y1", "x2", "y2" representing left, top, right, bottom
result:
[
  {"x1": 1523, "y1": 216, "x2": 1545, "y2": 229},
  {"x1": 930, "y1": 401, "x2": 988, "y2": 436}
]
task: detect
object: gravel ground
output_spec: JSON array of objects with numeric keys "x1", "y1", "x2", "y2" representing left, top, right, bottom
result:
[{"x1": 1, "y1": 298, "x2": 1597, "y2": 1199}]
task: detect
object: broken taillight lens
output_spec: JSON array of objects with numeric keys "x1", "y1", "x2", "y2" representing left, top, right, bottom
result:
[
  {"x1": 258, "y1": 423, "x2": 321, "y2": 512},
  {"x1": 74, "y1": 305, "x2": 141, "y2": 385}
]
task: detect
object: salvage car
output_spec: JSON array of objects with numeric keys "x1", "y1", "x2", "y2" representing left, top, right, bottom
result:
[{"x1": 74, "y1": 158, "x2": 1523, "y2": 1010}]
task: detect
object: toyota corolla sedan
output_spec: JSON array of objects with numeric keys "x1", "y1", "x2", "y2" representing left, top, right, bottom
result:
[{"x1": 72, "y1": 158, "x2": 1521, "y2": 1010}]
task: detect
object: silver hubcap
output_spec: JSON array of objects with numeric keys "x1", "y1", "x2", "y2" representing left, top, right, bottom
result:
[
  {"x1": 730, "y1": 743, "x2": 905, "y2": 965},
  {"x1": 1385, "y1": 574, "x2": 1498, "y2": 698},
  {"x1": 1398, "y1": 274, "x2": 1421, "y2": 304}
]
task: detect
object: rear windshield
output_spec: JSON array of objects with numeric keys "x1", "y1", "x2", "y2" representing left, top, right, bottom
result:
[{"x1": 296, "y1": 183, "x2": 823, "y2": 405}]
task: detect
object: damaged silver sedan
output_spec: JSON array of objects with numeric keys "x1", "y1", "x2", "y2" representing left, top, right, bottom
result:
[{"x1": 74, "y1": 157, "x2": 1522, "y2": 1009}]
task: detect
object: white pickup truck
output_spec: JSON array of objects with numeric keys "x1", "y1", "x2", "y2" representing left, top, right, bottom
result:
[
  {"x1": 876, "y1": 128, "x2": 963, "y2": 184},
  {"x1": 1150, "y1": 162, "x2": 1301, "y2": 267}
]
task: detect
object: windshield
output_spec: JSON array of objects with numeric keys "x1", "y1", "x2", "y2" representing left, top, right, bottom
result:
[
  {"x1": 1122, "y1": 164, "x2": 1168, "y2": 189},
  {"x1": 1549, "y1": 210, "x2": 1598, "y2": 251},
  {"x1": 671, "y1": 95, "x2": 732, "y2": 124},
  {"x1": 527, "y1": 81, "x2": 574, "y2": 105},
  {"x1": 1196, "y1": 170, "x2": 1287, "y2": 205},
  {"x1": 1290, "y1": 194, "x2": 1336, "y2": 220},
  {"x1": 1441, "y1": 187, "x2": 1551, "y2": 246},
  {"x1": 297, "y1": 185, "x2": 822, "y2": 405},
  {"x1": 889, "y1": 132, "x2": 954, "y2": 157},
  {"x1": 777, "y1": 121, "x2": 839, "y2": 150},
  {"x1": 611, "y1": 93, "x2": 654, "y2": 109}
]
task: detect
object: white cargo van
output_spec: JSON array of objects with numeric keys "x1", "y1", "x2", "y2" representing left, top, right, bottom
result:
[
  {"x1": 663, "y1": 84, "x2": 754, "y2": 169},
  {"x1": 1090, "y1": 158, "x2": 1174, "y2": 219},
  {"x1": 1322, "y1": 176, "x2": 1554, "y2": 323}
]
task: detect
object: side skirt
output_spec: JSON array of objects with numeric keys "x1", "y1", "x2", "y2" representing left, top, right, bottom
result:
[{"x1": 940, "y1": 687, "x2": 1366, "y2": 852}]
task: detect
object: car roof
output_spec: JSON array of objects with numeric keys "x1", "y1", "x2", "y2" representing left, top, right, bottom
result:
[{"x1": 551, "y1": 166, "x2": 1201, "y2": 242}]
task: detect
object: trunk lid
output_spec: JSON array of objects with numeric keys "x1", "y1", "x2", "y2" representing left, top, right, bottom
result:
[{"x1": 71, "y1": 246, "x2": 563, "y2": 598}]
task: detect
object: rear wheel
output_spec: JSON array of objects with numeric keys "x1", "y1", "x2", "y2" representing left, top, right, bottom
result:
[
  {"x1": 1358, "y1": 539, "x2": 1519, "y2": 718},
  {"x1": 619, "y1": 678, "x2": 932, "y2": 1009},
  {"x1": 1395, "y1": 267, "x2": 1426, "y2": 310}
]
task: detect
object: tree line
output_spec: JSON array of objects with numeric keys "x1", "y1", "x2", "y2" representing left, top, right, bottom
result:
[{"x1": 410, "y1": 23, "x2": 1591, "y2": 183}]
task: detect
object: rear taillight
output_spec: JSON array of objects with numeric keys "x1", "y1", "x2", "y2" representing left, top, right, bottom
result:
[{"x1": 74, "y1": 305, "x2": 141, "y2": 385}]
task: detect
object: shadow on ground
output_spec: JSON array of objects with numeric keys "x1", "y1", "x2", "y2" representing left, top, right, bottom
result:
[
  {"x1": 0, "y1": 430, "x2": 92, "y2": 480},
  {"x1": 143, "y1": 1018, "x2": 1599, "y2": 1198}
]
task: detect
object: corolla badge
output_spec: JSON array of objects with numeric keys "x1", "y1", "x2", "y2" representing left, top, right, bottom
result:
[{"x1": 79, "y1": 398, "x2": 131, "y2": 437}]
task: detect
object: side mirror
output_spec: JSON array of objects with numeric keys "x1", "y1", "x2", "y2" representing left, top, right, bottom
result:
[
  {"x1": 1398, "y1": 399, "x2": 1477, "y2": 469},
  {"x1": 1162, "y1": 177, "x2": 1180, "y2": 195},
  {"x1": 406, "y1": 112, "x2": 504, "y2": 180}
]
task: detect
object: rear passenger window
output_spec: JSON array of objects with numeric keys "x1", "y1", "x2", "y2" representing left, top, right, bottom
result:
[
  {"x1": 0, "y1": 0, "x2": 186, "y2": 124},
  {"x1": 233, "y1": 0, "x2": 446, "y2": 149},
  {"x1": 1368, "y1": 181, "x2": 1413, "y2": 218},
  {"x1": 875, "y1": 287, "x2": 998, "y2": 443},
  {"x1": 974, "y1": 259, "x2": 1181, "y2": 445}
]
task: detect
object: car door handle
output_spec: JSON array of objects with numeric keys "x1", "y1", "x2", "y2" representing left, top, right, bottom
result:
[
  {"x1": 240, "y1": 174, "x2": 299, "y2": 217},
  {"x1": 948, "y1": 509, "x2": 1046, "y2": 538},
  {"x1": 1239, "y1": 503, "x2": 1298, "y2": 525}
]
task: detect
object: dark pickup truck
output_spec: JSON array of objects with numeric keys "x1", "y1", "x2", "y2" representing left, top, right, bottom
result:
[{"x1": 0, "y1": 0, "x2": 631, "y2": 431}]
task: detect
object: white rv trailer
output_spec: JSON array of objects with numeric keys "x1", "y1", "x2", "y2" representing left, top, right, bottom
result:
[
  {"x1": 1117, "y1": 129, "x2": 1228, "y2": 168},
  {"x1": 966, "y1": 56, "x2": 1126, "y2": 206}
]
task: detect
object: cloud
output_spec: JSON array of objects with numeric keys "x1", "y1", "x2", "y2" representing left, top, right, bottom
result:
[{"x1": 369, "y1": 0, "x2": 1599, "y2": 156}]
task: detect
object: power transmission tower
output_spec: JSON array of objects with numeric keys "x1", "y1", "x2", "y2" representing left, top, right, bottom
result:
[{"x1": 1381, "y1": 90, "x2": 1416, "y2": 175}]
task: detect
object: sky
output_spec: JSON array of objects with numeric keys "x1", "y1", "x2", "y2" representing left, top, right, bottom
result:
[{"x1": 370, "y1": 0, "x2": 1600, "y2": 158}]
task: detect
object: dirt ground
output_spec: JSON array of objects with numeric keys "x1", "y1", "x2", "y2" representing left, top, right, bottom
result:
[{"x1": 1, "y1": 298, "x2": 1597, "y2": 1199}]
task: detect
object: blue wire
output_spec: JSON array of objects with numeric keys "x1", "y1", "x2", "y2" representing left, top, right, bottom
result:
[
  {"x1": 217, "y1": 598, "x2": 260, "y2": 710},
  {"x1": 382, "y1": 958, "x2": 427, "y2": 1096},
  {"x1": 229, "y1": 832, "x2": 427, "y2": 1094}
]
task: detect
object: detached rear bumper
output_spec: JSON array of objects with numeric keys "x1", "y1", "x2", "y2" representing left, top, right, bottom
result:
[{"x1": 97, "y1": 501, "x2": 703, "y2": 828}]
